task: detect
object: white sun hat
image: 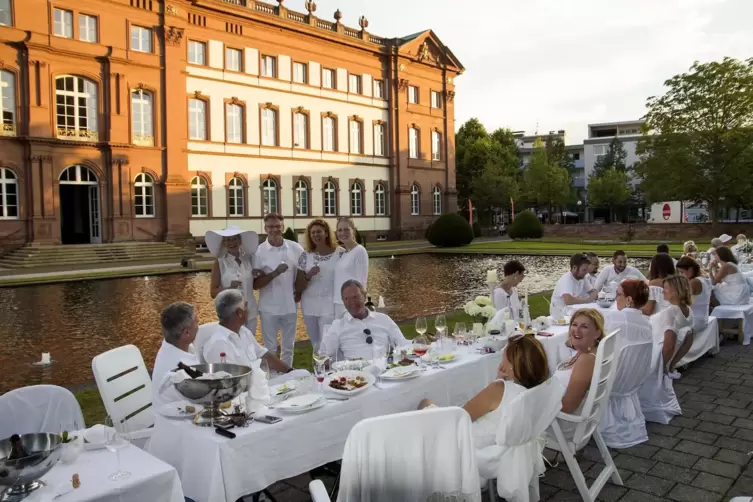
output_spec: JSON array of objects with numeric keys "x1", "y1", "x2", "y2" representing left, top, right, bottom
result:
[
  {"x1": 204, "y1": 226, "x2": 259, "y2": 257},
  {"x1": 719, "y1": 233, "x2": 733, "y2": 244}
]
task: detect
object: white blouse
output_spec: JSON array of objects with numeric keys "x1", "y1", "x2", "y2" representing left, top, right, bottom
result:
[
  {"x1": 333, "y1": 244, "x2": 369, "y2": 304},
  {"x1": 298, "y1": 248, "x2": 343, "y2": 317},
  {"x1": 218, "y1": 251, "x2": 257, "y2": 317}
]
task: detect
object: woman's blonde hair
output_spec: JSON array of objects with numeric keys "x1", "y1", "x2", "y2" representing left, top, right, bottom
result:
[
  {"x1": 336, "y1": 216, "x2": 357, "y2": 232},
  {"x1": 737, "y1": 234, "x2": 747, "y2": 243},
  {"x1": 505, "y1": 335, "x2": 549, "y2": 389},
  {"x1": 683, "y1": 240, "x2": 697, "y2": 254},
  {"x1": 570, "y1": 308, "x2": 606, "y2": 346},
  {"x1": 304, "y1": 219, "x2": 336, "y2": 252},
  {"x1": 663, "y1": 275, "x2": 693, "y2": 306}
]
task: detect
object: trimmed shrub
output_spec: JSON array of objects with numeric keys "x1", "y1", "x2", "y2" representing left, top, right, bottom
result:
[
  {"x1": 283, "y1": 227, "x2": 298, "y2": 242},
  {"x1": 472, "y1": 221, "x2": 482, "y2": 238},
  {"x1": 508, "y1": 211, "x2": 544, "y2": 239},
  {"x1": 427, "y1": 213, "x2": 474, "y2": 247}
]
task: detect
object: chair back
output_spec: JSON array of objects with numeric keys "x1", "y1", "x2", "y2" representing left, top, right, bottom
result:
[
  {"x1": 496, "y1": 379, "x2": 565, "y2": 447},
  {"x1": 92, "y1": 345, "x2": 153, "y2": 433},
  {"x1": 193, "y1": 322, "x2": 219, "y2": 363},
  {"x1": 610, "y1": 341, "x2": 653, "y2": 397},
  {"x1": 0, "y1": 385, "x2": 85, "y2": 439}
]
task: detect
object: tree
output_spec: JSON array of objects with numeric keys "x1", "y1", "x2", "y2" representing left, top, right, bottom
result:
[
  {"x1": 592, "y1": 137, "x2": 629, "y2": 177},
  {"x1": 523, "y1": 139, "x2": 571, "y2": 222},
  {"x1": 587, "y1": 169, "x2": 632, "y2": 222},
  {"x1": 545, "y1": 137, "x2": 576, "y2": 175},
  {"x1": 470, "y1": 128, "x2": 520, "y2": 219},
  {"x1": 455, "y1": 118, "x2": 490, "y2": 209},
  {"x1": 634, "y1": 57, "x2": 753, "y2": 222}
]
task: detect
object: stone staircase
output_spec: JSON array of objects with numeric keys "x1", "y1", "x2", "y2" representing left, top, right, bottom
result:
[{"x1": 0, "y1": 242, "x2": 193, "y2": 269}]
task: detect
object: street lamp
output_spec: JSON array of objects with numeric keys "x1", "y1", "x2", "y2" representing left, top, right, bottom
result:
[{"x1": 577, "y1": 200, "x2": 583, "y2": 223}]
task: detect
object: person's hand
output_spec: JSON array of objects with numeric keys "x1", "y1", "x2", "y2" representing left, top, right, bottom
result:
[
  {"x1": 229, "y1": 280, "x2": 242, "y2": 289},
  {"x1": 306, "y1": 265, "x2": 320, "y2": 280},
  {"x1": 275, "y1": 263, "x2": 289, "y2": 275},
  {"x1": 588, "y1": 290, "x2": 598, "y2": 301},
  {"x1": 252, "y1": 269, "x2": 264, "y2": 278}
]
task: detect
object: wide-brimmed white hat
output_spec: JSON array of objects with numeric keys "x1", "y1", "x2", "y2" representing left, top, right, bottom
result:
[
  {"x1": 205, "y1": 226, "x2": 259, "y2": 257},
  {"x1": 719, "y1": 233, "x2": 733, "y2": 243}
]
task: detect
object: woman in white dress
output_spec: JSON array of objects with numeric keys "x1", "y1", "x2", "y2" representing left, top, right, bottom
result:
[
  {"x1": 295, "y1": 219, "x2": 342, "y2": 352},
  {"x1": 333, "y1": 217, "x2": 369, "y2": 318},
  {"x1": 642, "y1": 253, "x2": 676, "y2": 315},
  {"x1": 682, "y1": 240, "x2": 699, "y2": 260},
  {"x1": 711, "y1": 246, "x2": 750, "y2": 305},
  {"x1": 676, "y1": 256, "x2": 712, "y2": 333},
  {"x1": 206, "y1": 226, "x2": 260, "y2": 333}
]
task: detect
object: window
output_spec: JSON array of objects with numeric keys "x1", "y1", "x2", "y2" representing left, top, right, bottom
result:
[
  {"x1": 131, "y1": 89, "x2": 153, "y2": 146},
  {"x1": 261, "y1": 55, "x2": 276, "y2": 77},
  {"x1": 410, "y1": 184, "x2": 420, "y2": 215},
  {"x1": 0, "y1": 168, "x2": 17, "y2": 219},
  {"x1": 131, "y1": 26, "x2": 152, "y2": 53},
  {"x1": 409, "y1": 127, "x2": 419, "y2": 159},
  {"x1": 54, "y1": 9, "x2": 73, "y2": 38},
  {"x1": 374, "y1": 183, "x2": 386, "y2": 216},
  {"x1": 350, "y1": 182, "x2": 363, "y2": 216},
  {"x1": 433, "y1": 186, "x2": 442, "y2": 215},
  {"x1": 373, "y1": 80, "x2": 384, "y2": 99},
  {"x1": 431, "y1": 90, "x2": 441, "y2": 109},
  {"x1": 228, "y1": 177, "x2": 245, "y2": 217},
  {"x1": 79, "y1": 14, "x2": 97, "y2": 42},
  {"x1": 188, "y1": 41, "x2": 206, "y2": 65},
  {"x1": 226, "y1": 103, "x2": 243, "y2": 143},
  {"x1": 431, "y1": 131, "x2": 441, "y2": 161},
  {"x1": 322, "y1": 68, "x2": 335, "y2": 89},
  {"x1": 134, "y1": 173, "x2": 154, "y2": 217},
  {"x1": 188, "y1": 99, "x2": 207, "y2": 140},
  {"x1": 225, "y1": 48, "x2": 242, "y2": 71},
  {"x1": 374, "y1": 123, "x2": 385, "y2": 156},
  {"x1": 190, "y1": 176, "x2": 208, "y2": 216},
  {"x1": 261, "y1": 107, "x2": 277, "y2": 146},
  {"x1": 0, "y1": 0, "x2": 12, "y2": 26},
  {"x1": 349, "y1": 74, "x2": 361, "y2": 94},
  {"x1": 293, "y1": 112, "x2": 307, "y2": 148},
  {"x1": 55, "y1": 76, "x2": 98, "y2": 140},
  {"x1": 408, "y1": 86, "x2": 418, "y2": 104},
  {"x1": 322, "y1": 116, "x2": 335, "y2": 151},
  {"x1": 294, "y1": 180, "x2": 309, "y2": 216},
  {"x1": 1, "y1": 70, "x2": 15, "y2": 135},
  {"x1": 349, "y1": 120, "x2": 362, "y2": 154},
  {"x1": 572, "y1": 153, "x2": 580, "y2": 161},
  {"x1": 594, "y1": 145, "x2": 607, "y2": 160},
  {"x1": 293, "y1": 62, "x2": 307, "y2": 84},
  {"x1": 323, "y1": 181, "x2": 337, "y2": 216},
  {"x1": 262, "y1": 179, "x2": 278, "y2": 215}
]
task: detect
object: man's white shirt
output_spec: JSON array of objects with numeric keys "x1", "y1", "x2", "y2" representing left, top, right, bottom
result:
[
  {"x1": 253, "y1": 239, "x2": 304, "y2": 315},
  {"x1": 593, "y1": 265, "x2": 647, "y2": 292},
  {"x1": 203, "y1": 324, "x2": 268, "y2": 365},
  {"x1": 324, "y1": 310, "x2": 409, "y2": 360},
  {"x1": 551, "y1": 271, "x2": 590, "y2": 313},
  {"x1": 152, "y1": 340, "x2": 199, "y2": 412},
  {"x1": 493, "y1": 286, "x2": 521, "y2": 315}
]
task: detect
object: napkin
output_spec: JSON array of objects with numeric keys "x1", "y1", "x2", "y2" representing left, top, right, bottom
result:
[
  {"x1": 158, "y1": 369, "x2": 190, "y2": 396},
  {"x1": 245, "y1": 360, "x2": 270, "y2": 414},
  {"x1": 533, "y1": 316, "x2": 552, "y2": 331},
  {"x1": 83, "y1": 424, "x2": 112, "y2": 445}
]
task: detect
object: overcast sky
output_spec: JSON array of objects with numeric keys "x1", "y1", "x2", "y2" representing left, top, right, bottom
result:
[{"x1": 285, "y1": 0, "x2": 753, "y2": 144}]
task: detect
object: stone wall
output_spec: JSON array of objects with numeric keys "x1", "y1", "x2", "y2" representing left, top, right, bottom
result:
[{"x1": 544, "y1": 223, "x2": 753, "y2": 241}]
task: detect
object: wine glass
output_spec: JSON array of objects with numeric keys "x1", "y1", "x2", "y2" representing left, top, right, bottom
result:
[
  {"x1": 454, "y1": 322, "x2": 467, "y2": 346},
  {"x1": 313, "y1": 359, "x2": 326, "y2": 392},
  {"x1": 104, "y1": 416, "x2": 131, "y2": 481},
  {"x1": 415, "y1": 317, "x2": 428, "y2": 338},
  {"x1": 435, "y1": 315, "x2": 447, "y2": 338},
  {"x1": 412, "y1": 336, "x2": 429, "y2": 370},
  {"x1": 260, "y1": 359, "x2": 273, "y2": 400}
]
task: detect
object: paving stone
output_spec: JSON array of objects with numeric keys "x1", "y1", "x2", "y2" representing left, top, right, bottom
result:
[
  {"x1": 715, "y1": 435, "x2": 753, "y2": 453},
  {"x1": 703, "y1": 380, "x2": 731, "y2": 390},
  {"x1": 697, "y1": 411, "x2": 736, "y2": 425},
  {"x1": 614, "y1": 453, "x2": 655, "y2": 473},
  {"x1": 715, "y1": 370, "x2": 743, "y2": 378},
  {"x1": 617, "y1": 490, "x2": 669, "y2": 502},
  {"x1": 646, "y1": 434, "x2": 681, "y2": 449},
  {"x1": 647, "y1": 461, "x2": 698, "y2": 484},
  {"x1": 647, "y1": 423, "x2": 681, "y2": 437},
  {"x1": 624, "y1": 473, "x2": 676, "y2": 496},
  {"x1": 691, "y1": 471, "x2": 734, "y2": 493},
  {"x1": 681, "y1": 407, "x2": 701, "y2": 418},
  {"x1": 693, "y1": 457, "x2": 742, "y2": 478},
  {"x1": 728, "y1": 475, "x2": 753, "y2": 498},
  {"x1": 676, "y1": 428, "x2": 718, "y2": 445},
  {"x1": 698, "y1": 388, "x2": 731, "y2": 398},
  {"x1": 593, "y1": 483, "x2": 627, "y2": 502},
  {"x1": 540, "y1": 468, "x2": 577, "y2": 491},
  {"x1": 667, "y1": 482, "x2": 723, "y2": 501},
  {"x1": 671, "y1": 416, "x2": 700, "y2": 429},
  {"x1": 695, "y1": 420, "x2": 737, "y2": 437},
  {"x1": 714, "y1": 448, "x2": 751, "y2": 466},
  {"x1": 581, "y1": 445, "x2": 615, "y2": 464},
  {"x1": 674, "y1": 439, "x2": 720, "y2": 458},
  {"x1": 729, "y1": 392, "x2": 753, "y2": 403},
  {"x1": 547, "y1": 490, "x2": 582, "y2": 501},
  {"x1": 621, "y1": 443, "x2": 659, "y2": 459},
  {"x1": 537, "y1": 482, "x2": 560, "y2": 501},
  {"x1": 674, "y1": 384, "x2": 701, "y2": 395},
  {"x1": 653, "y1": 448, "x2": 700, "y2": 468},
  {"x1": 713, "y1": 376, "x2": 742, "y2": 386},
  {"x1": 682, "y1": 399, "x2": 717, "y2": 412},
  {"x1": 682, "y1": 377, "x2": 702, "y2": 385},
  {"x1": 716, "y1": 406, "x2": 752, "y2": 419},
  {"x1": 689, "y1": 393, "x2": 723, "y2": 403},
  {"x1": 733, "y1": 417, "x2": 753, "y2": 430}
]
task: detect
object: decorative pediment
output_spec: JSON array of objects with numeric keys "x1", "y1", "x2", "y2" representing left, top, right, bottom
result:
[{"x1": 397, "y1": 30, "x2": 464, "y2": 73}]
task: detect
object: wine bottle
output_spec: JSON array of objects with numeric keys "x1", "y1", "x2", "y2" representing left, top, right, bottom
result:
[
  {"x1": 9, "y1": 434, "x2": 29, "y2": 460},
  {"x1": 177, "y1": 362, "x2": 203, "y2": 379},
  {"x1": 387, "y1": 345, "x2": 394, "y2": 365},
  {"x1": 365, "y1": 296, "x2": 375, "y2": 311}
]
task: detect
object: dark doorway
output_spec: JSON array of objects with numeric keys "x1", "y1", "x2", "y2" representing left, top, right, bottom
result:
[{"x1": 60, "y1": 185, "x2": 91, "y2": 244}]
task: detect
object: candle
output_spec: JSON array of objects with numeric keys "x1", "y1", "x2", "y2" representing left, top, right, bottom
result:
[
  {"x1": 486, "y1": 269, "x2": 498, "y2": 283},
  {"x1": 525, "y1": 286, "x2": 528, "y2": 304},
  {"x1": 40, "y1": 353, "x2": 51, "y2": 365}
]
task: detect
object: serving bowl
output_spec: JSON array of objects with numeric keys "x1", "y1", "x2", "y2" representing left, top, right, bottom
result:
[
  {"x1": 0, "y1": 433, "x2": 62, "y2": 500},
  {"x1": 174, "y1": 363, "x2": 251, "y2": 423}
]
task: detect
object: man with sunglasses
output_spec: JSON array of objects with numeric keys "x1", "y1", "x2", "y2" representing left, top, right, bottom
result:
[
  {"x1": 550, "y1": 253, "x2": 598, "y2": 315},
  {"x1": 323, "y1": 280, "x2": 408, "y2": 360}
]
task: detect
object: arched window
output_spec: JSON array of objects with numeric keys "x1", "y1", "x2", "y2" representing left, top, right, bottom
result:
[
  {"x1": 323, "y1": 181, "x2": 337, "y2": 216},
  {"x1": 261, "y1": 107, "x2": 277, "y2": 146},
  {"x1": 350, "y1": 182, "x2": 363, "y2": 216},
  {"x1": 1, "y1": 70, "x2": 16, "y2": 136},
  {"x1": 409, "y1": 127, "x2": 419, "y2": 159},
  {"x1": 55, "y1": 76, "x2": 98, "y2": 140},
  {"x1": 262, "y1": 179, "x2": 278, "y2": 215},
  {"x1": 293, "y1": 112, "x2": 308, "y2": 149},
  {"x1": 294, "y1": 179, "x2": 309, "y2": 216},
  {"x1": 322, "y1": 116, "x2": 336, "y2": 152},
  {"x1": 134, "y1": 173, "x2": 155, "y2": 217},
  {"x1": 410, "y1": 183, "x2": 420, "y2": 215},
  {"x1": 0, "y1": 167, "x2": 18, "y2": 219},
  {"x1": 226, "y1": 103, "x2": 244, "y2": 144},
  {"x1": 349, "y1": 119, "x2": 362, "y2": 154},
  {"x1": 191, "y1": 176, "x2": 208, "y2": 217},
  {"x1": 188, "y1": 98, "x2": 207, "y2": 140},
  {"x1": 59, "y1": 164, "x2": 98, "y2": 183},
  {"x1": 228, "y1": 177, "x2": 245, "y2": 217},
  {"x1": 131, "y1": 89, "x2": 153, "y2": 146},
  {"x1": 433, "y1": 186, "x2": 442, "y2": 215},
  {"x1": 374, "y1": 183, "x2": 386, "y2": 216}
]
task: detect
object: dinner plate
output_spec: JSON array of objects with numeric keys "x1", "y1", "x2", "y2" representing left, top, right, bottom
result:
[
  {"x1": 274, "y1": 394, "x2": 326, "y2": 413},
  {"x1": 435, "y1": 352, "x2": 461, "y2": 364},
  {"x1": 381, "y1": 366, "x2": 421, "y2": 380},
  {"x1": 158, "y1": 401, "x2": 205, "y2": 418},
  {"x1": 324, "y1": 370, "x2": 376, "y2": 396},
  {"x1": 272, "y1": 380, "x2": 298, "y2": 397}
]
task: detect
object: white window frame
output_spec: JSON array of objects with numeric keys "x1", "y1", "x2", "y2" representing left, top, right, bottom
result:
[
  {"x1": 293, "y1": 62, "x2": 307, "y2": 84},
  {"x1": 293, "y1": 112, "x2": 307, "y2": 149},
  {"x1": 374, "y1": 183, "x2": 386, "y2": 216},
  {"x1": 262, "y1": 179, "x2": 278, "y2": 215},
  {"x1": 374, "y1": 123, "x2": 385, "y2": 156},
  {"x1": 1, "y1": 70, "x2": 16, "y2": 135},
  {"x1": 322, "y1": 68, "x2": 335, "y2": 89},
  {"x1": 410, "y1": 184, "x2": 420, "y2": 215},
  {"x1": 79, "y1": 14, "x2": 97, "y2": 43},
  {"x1": 433, "y1": 186, "x2": 442, "y2": 215},
  {"x1": 349, "y1": 120, "x2": 362, "y2": 154},
  {"x1": 261, "y1": 108, "x2": 277, "y2": 146},
  {"x1": 261, "y1": 55, "x2": 276, "y2": 78},
  {"x1": 349, "y1": 74, "x2": 361, "y2": 94},
  {"x1": 373, "y1": 80, "x2": 384, "y2": 99},
  {"x1": 594, "y1": 144, "x2": 607, "y2": 160},
  {"x1": 322, "y1": 116, "x2": 335, "y2": 152},
  {"x1": 134, "y1": 173, "x2": 155, "y2": 217},
  {"x1": 431, "y1": 90, "x2": 441, "y2": 109},
  {"x1": 188, "y1": 99, "x2": 207, "y2": 140},
  {"x1": 432, "y1": 130, "x2": 441, "y2": 161},
  {"x1": 0, "y1": 0, "x2": 12, "y2": 26},
  {"x1": 0, "y1": 167, "x2": 18, "y2": 219},
  {"x1": 323, "y1": 181, "x2": 337, "y2": 216},
  {"x1": 188, "y1": 40, "x2": 206, "y2": 65},
  {"x1": 225, "y1": 48, "x2": 242, "y2": 71},
  {"x1": 350, "y1": 182, "x2": 363, "y2": 216},
  {"x1": 54, "y1": 8, "x2": 73, "y2": 38},
  {"x1": 409, "y1": 127, "x2": 419, "y2": 159},
  {"x1": 131, "y1": 89, "x2": 154, "y2": 146},
  {"x1": 55, "y1": 75, "x2": 98, "y2": 140},
  {"x1": 294, "y1": 179, "x2": 309, "y2": 216},
  {"x1": 408, "y1": 86, "x2": 418, "y2": 104},
  {"x1": 191, "y1": 176, "x2": 208, "y2": 217},
  {"x1": 130, "y1": 25, "x2": 152, "y2": 53},
  {"x1": 228, "y1": 177, "x2": 245, "y2": 217},
  {"x1": 226, "y1": 103, "x2": 243, "y2": 144}
]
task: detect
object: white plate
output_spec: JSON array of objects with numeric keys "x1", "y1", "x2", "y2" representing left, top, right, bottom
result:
[
  {"x1": 382, "y1": 366, "x2": 421, "y2": 380},
  {"x1": 325, "y1": 370, "x2": 375, "y2": 396},
  {"x1": 434, "y1": 352, "x2": 461, "y2": 364},
  {"x1": 158, "y1": 401, "x2": 205, "y2": 418},
  {"x1": 272, "y1": 380, "x2": 298, "y2": 397},
  {"x1": 275, "y1": 394, "x2": 326, "y2": 413},
  {"x1": 332, "y1": 360, "x2": 372, "y2": 371}
]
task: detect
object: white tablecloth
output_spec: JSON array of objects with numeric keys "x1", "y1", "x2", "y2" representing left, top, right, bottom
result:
[
  {"x1": 537, "y1": 325, "x2": 571, "y2": 374},
  {"x1": 148, "y1": 350, "x2": 500, "y2": 502},
  {"x1": 26, "y1": 444, "x2": 184, "y2": 502}
]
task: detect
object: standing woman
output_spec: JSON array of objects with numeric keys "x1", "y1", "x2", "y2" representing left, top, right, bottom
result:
[
  {"x1": 296, "y1": 219, "x2": 342, "y2": 351},
  {"x1": 206, "y1": 226, "x2": 260, "y2": 333},
  {"x1": 642, "y1": 253, "x2": 676, "y2": 316},
  {"x1": 333, "y1": 217, "x2": 369, "y2": 318}
]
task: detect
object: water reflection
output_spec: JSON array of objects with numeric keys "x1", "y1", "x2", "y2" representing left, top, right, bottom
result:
[{"x1": 0, "y1": 253, "x2": 648, "y2": 392}]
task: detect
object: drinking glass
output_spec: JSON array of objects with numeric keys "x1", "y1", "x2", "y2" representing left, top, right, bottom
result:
[
  {"x1": 454, "y1": 322, "x2": 467, "y2": 346},
  {"x1": 313, "y1": 359, "x2": 326, "y2": 392},
  {"x1": 435, "y1": 315, "x2": 447, "y2": 338},
  {"x1": 372, "y1": 343, "x2": 387, "y2": 369},
  {"x1": 104, "y1": 416, "x2": 131, "y2": 481},
  {"x1": 260, "y1": 359, "x2": 273, "y2": 400},
  {"x1": 415, "y1": 317, "x2": 428, "y2": 337},
  {"x1": 412, "y1": 336, "x2": 429, "y2": 369}
]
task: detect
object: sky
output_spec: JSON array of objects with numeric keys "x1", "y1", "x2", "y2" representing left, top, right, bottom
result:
[{"x1": 283, "y1": 0, "x2": 753, "y2": 144}]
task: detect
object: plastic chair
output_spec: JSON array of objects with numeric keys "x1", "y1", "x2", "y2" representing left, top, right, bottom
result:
[
  {"x1": 92, "y1": 344, "x2": 154, "y2": 447},
  {"x1": 309, "y1": 479, "x2": 331, "y2": 502},
  {"x1": 0, "y1": 385, "x2": 85, "y2": 439},
  {"x1": 546, "y1": 329, "x2": 623, "y2": 502},
  {"x1": 193, "y1": 321, "x2": 219, "y2": 363}
]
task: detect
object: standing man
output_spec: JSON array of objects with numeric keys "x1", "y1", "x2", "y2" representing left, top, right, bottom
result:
[
  {"x1": 253, "y1": 214, "x2": 304, "y2": 366},
  {"x1": 593, "y1": 250, "x2": 647, "y2": 292},
  {"x1": 550, "y1": 253, "x2": 597, "y2": 314}
]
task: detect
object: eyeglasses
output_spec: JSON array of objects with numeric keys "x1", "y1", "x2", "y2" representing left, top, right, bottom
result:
[{"x1": 363, "y1": 329, "x2": 372, "y2": 344}]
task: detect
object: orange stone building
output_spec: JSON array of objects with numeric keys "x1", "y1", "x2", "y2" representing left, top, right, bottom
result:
[{"x1": 0, "y1": 0, "x2": 463, "y2": 252}]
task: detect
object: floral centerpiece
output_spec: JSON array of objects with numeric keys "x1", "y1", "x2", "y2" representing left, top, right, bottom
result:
[{"x1": 463, "y1": 295, "x2": 497, "y2": 328}]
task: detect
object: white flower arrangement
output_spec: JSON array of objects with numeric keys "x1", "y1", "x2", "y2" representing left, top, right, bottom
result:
[
  {"x1": 464, "y1": 296, "x2": 496, "y2": 320},
  {"x1": 532, "y1": 316, "x2": 552, "y2": 331}
]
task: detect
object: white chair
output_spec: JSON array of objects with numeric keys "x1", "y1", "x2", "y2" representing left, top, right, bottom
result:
[
  {"x1": 677, "y1": 316, "x2": 720, "y2": 366},
  {"x1": 546, "y1": 329, "x2": 622, "y2": 502},
  {"x1": 639, "y1": 326, "x2": 691, "y2": 424},
  {"x1": 193, "y1": 321, "x2": 219, "y2": 363},
  {"x1": 599, "y1": 340, "x2": 653, "y2": 448},
  {"x1": 0, "y1": 385, "x2": 85, "y2": 439},
  {"x1": 711, "y1": 303, "x2": 753, "y2": 344},
  {"x1": 92, "y1": 345, "x2": 154, "y2": 447},
  {"x1": 309, "y1": 407, "x2": 482, "y2": 502}
]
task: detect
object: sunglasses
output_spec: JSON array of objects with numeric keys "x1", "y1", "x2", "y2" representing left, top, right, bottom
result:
[{"x1": 364, "y1": 329, "x2": 372, "y2": 344}]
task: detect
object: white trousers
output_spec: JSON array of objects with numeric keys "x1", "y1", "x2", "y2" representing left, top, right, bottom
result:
[
  {"x1": 303, "y1": 314, "x2": 335, "y2": 352},
  {"x1": 260, "y1": 312, "x2": 297, "y2": 366},
  {"x1": 245, "y1": 316, "x2": 258, "y2": 336},
  {"x1": 334, "y1": 303, "x2": 347, "y2": 319}
]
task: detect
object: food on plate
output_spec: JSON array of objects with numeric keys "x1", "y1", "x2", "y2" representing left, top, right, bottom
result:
[
  {"x1": 437, "y1": 354, "x2": 456, "y2": 362},
  {"x1": 219, "y1": 401, "x2": 232, "y2": 409},
  {"x1": 329, "y1": 375, "x2": 368, "y2": 391},
  {"x1": 184, "y1": 405, "x2": 196, "y2": 413}
]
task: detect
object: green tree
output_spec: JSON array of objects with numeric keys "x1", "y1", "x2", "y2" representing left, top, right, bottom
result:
[
  {"x1": 523, "y1": 138, "x2": 571, "y2": 222},
  {"x1": 455, "y1": 118, "x2": 490, "y2": 209},
  {"x1": 545, "y1": 137, "x2": 576, "y2": 175},
  {"x1": 634, "y1": 57, "x2": 753, "y2": 222},
  {"x1": 587, "y1": 169, "x2": 632, "y2": 222},
  {"x1": 470, "y1": 128, "x2": 520, "y2": 220},
  {"x1": 592, "y1": 137, "x2": 629, "y2": 177}
]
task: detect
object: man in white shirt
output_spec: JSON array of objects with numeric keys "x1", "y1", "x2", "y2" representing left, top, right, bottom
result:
[
  {"x1": 253, "y1": 213, "x2": 304, "y2": 366},
  {"x1": 585, "y1": 252, "x2": 599, "y2": 290},
  {"x1": 593, "y1": 250, "x2": 647, "y2": 292},
  {"x1": 550, "y1": 253, "x2": 597, "y2": 314},
  {"x1": 492, "y1": 260, "x2": 525, "y2": 315},
  {"x1": 151, "y1": 302, "x2": 200, "y2": 411},
  {"x1": 324, "y1": 280, "x2": 409, "y2": 360}
]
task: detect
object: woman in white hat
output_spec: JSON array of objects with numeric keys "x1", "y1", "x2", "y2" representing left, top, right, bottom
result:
[{"x1": 206, "y1": 226, "x2": 260, "y2": 333}]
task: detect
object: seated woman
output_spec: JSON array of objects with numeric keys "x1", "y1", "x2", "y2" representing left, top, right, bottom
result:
[
  {"x1": 642, "y1": 253, "x2": 676, "y2": 315},
  {"x1": 676, "y1": 256, "x2": 711, "y2": 334},
  {"x1": 682, "y1": 240, "x2": 699, "y2": 260},
  {"x1": 608, "y1": 279, "x2": 652, "y2": 346},
  {"x1": 711, "y1": 246, "x2": 750, "y2": 306}
]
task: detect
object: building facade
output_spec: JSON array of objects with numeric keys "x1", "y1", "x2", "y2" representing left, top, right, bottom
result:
[{"x1": 0, "y1": 0, "x2": 463, "y2": 252}]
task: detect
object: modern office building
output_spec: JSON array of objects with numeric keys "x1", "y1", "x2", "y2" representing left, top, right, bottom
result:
[{"x1": 582, "y1": 119, "x2": 644, "y2": 182}]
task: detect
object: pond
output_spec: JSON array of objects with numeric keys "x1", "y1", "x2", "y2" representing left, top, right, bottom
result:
[{"x1": 0, "y1": 253, "x2": 649, "y2": 392}]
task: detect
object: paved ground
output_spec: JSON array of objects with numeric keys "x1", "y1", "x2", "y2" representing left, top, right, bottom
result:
[{"x1": 252, "y1": 340, "x2": 753, "y2": 501}]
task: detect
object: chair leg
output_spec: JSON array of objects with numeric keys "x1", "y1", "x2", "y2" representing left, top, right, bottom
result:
[
  {"x1": 594, "y1": 431, "x2": 623, "y2": 486},
  {"x1": 487, "y1": 479, "x2": 496, "y2": 502},
  {"x1": 738, "y1": 319, "x2": 745, "y2": 344},
  {"x1": 550, "y1": 423, "x2": 593, "y2": 502}
]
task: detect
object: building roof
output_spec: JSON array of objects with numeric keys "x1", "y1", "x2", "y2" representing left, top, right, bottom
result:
[
  {"x1": 397, "y1": 29, "x2": 465, "y2": 73},
  {"x1": 589, "y1": 119, "x2": 645, "y2": 128}
]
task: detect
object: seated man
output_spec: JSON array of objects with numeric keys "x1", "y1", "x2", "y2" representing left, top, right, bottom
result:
[
  {"x1": 550, "y1": 253, "x2": 597, "y2": 314},
  {"x1": 152, "y1": 302, "x2": 200, "y2": 411},
  {"x1": 492, "y1": 260, "x2": 525, "y2": 314},
  {"x1": 593, "y1": 250, "x2": 647, "y2": 292},
  {"x1": 657, "y1": 243, "x2": 677, "y2": 266},
  {"x1": 585, "y1": 252, "x2": 599, "y2": 290},
  {"x1": 324, "y1": 280, "x2": 409, "y2": 360}
]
